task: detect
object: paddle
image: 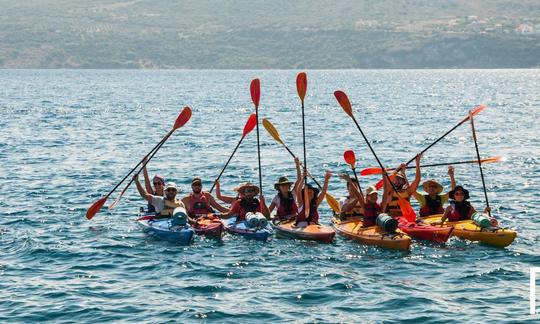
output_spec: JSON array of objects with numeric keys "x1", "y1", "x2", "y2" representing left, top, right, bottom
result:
[
  {"x1": 343, "y1": 150, "x2": 362, "y2": 193},
  {"x1": 262, "y1": 117, "x2": 341, "y2": 214},
  {"x1": 469, "y1": 111, "x2": 491, "y2": 217},
  {"x1": 296, "y1": 72, "x2": 312, "y2": 219},
  {"x1": 250, "y1": 79, "x2": 264, "y2": 199},
  {"x1": 86, "y1": 107, "x2": 192, "y2": 220},
  {"x1": 334, "y1": 90, "x2": 416, "y2": 222},
  {"x1": 360, "y1": 156, "x2": 506, "y2": 176},
  {"x1": 208, "y1": 113, "x2": 257, "y2": 193}
]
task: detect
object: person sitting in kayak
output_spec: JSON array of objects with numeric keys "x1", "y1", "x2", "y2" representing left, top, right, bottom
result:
[
  {"x1": 384, "y1": 154, "x2": 421, "y2": 216},
  {"x1": 340, "y1": 173, "x2": 389, "y2": 227},
  {"x1": 134, "y1": 174, "x2": 185, "y2": 219},
  {"x1": 338, "y1": 176, "x2": 364, "y2": 221},
  {"x1": 412, "y1": 165, "x2": 456, "y2": 217},
  {"x1": 269, "y1": 175, "x2": 299, "y2": 223},
  {"x1": 182, "y1": 177, "x2": 230, "y2": 223},
  {"x1": 221, "y1": 183, "x2": 270, "y2": 221},
  {"x1": 437, "y1": 185, "x2": 490, "y2": 224},
  {"x1": 294, "y1": 158, "x2": 332, "y2": 227},
  {"x1": 214, "y1": 180, "x2": 243, "y2": 205},
  {"x1": 141, "y1": 157, "x2": 165, "y2": 213}
]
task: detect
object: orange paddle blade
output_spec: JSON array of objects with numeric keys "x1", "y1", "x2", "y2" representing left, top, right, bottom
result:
[
  {"x1": 360, "y1": 167, "x2": 385, "y2": 176},
  {"x1": 173, "y1": 106, "x2": 192, "y2": 130},
  {"x1": 343, "y1": 150, "x2": 356, "y2": 169},
  {"x1": 86, "y1": 197, "x2": 107, "y2": 220},
  {"x1": 334, "y1": 91, "x2": 353, "y2": 118},
  {"x1": 243, "y1": 114, "x2": 257, "y2": 137},
  {"x1": 469, "y1": 104, "x2": 486, "y2": 118},
  {"x1": 296, "y1": 72, "x2": 307, "y2": 102},
  {"x1": 250, "y1": 79, "x2": 260, "y2": 109},
  {"x1": 397, "y1": 197, "x2": 416, "y2": 222}
]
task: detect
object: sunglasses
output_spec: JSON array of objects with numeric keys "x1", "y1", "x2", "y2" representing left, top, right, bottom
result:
[
  {"x1": 166, "y1": 189, "x2": 177, "y2": 193},
  {"x1": 454, "y1": 192, "x2": 465, "y2": 196},
  {"x1": 153, "y1": 182, "x2": 163, "y2": 186}
]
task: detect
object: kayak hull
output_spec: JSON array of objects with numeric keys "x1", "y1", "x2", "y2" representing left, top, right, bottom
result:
[
  {"x1": 137, "y1": 215, "x2": 195, "y2": 245},
  {"x1": 422, "y1": 214, "x2": 517, "y2": 248},
  {"x1": 193, "y1": 216, "x2": 224, "y2": 239},
  {"x1": 221, "y1": 217, "x2": 273, "y2": 241},
  {"x1": 271, "y1": 220, "x2": 335, "y2": 243},
  {"x1": 332, "y1": 218, "x2": 411, "y2": 251},
  {"x1": 396, "y1": 217, "x2": 453, "y2": 243}
]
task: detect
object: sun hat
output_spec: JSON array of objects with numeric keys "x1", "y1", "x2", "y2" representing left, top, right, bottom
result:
[
  {"x1": 274, "y1": 176, "x2": 292, "y2": 190},
  {"x1": 365, "y1": 186, "x2": 378, "y2": 196},
  {"x1": 164, "y1": 182, "x2": 179, "y2": 191},
  {"x1": 448, "y1": 185, "x2": 470, "y2": 200},
  {"x1": 236, "y1": 182, "x2": 260, "y2": 195},
  {"x1": 192, "y1": 177, "x2": 202, "y2": 185},
  {"x1": 422, "y1": 179, "x2": 443, "y2": 194}
]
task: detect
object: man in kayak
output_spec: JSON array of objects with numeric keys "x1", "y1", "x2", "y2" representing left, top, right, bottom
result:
[
  {"x1": 340, "y1": 173, "x2": 389, "y2": 227},
  {"x1": 181, "y1": 177, "x2": 230, "y2": 223},
  {"x1": 134, "y1": 174, "x2": 185, "y2": 219},
  {"x1": 141, "y1": 157, "x2": 165, "y2": 213},
  {"x1": 412, "y1": 165, "x2": 456, "y2": 217},
  {"x1": 384, "y1": 154, "x2": 421, "y2": 216},
  {"x1": 220, "y1": 183, "x2": 270, "y2": 221}
]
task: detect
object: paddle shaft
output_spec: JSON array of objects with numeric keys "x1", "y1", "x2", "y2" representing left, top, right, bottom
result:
[
  {"x1": 369, "y1": 158, "x2": 500, "y2": 174},
  {"x1": 470, "y1": 115, "x2": 491, "y2": 216},
  {"x1": 255, "y1": 108, "x2": 263, "y2": 195},
  {"x1": 209, "y1": 136, "x2": 245, "y2": 193},
  {"x1": 351, "y1": 168, "x2": 362, "y2": 193},
  {"x1": 279, "y1": 142, "x2": 323, "y2": 189}
]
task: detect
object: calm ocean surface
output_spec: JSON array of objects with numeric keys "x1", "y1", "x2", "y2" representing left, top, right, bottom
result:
[{"x1": 0, "y1": 69, "x2": 539, "y2": 323}]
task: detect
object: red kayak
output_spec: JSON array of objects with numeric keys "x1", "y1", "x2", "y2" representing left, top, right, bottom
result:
[
  {"x1": 396, "y1": 217, "x2": 453, "y2": 243},
  {"x1": 192, "y1": 215, "x2": 224, "y2": 239}
]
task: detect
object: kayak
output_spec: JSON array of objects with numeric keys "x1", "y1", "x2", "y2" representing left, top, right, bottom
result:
[
  {"x1": 192, "y1": 215, "x2": 224, "y2": 239},
  {"x1": 396, "y1": 217, "x2": 453, "y2": 243},
  {"x1": 421, "y1": 214, "x2": 517, "y2": 248},
  {"x1": 137, "y1": 215, "x2": 195, "y2": 245},
  {"x1": 332, "y1": 217, "x2": 411, "y2": 251},
  {"x1": 221, "y1": 216, "x2": 273, "y2": 241},
  {"x1": 271, "y1": 219, "x2": 335, "y2": 243}
]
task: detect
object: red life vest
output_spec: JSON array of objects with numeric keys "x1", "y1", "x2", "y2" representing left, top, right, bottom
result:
[
  {"x1": 363, "y1": 202, "x2": 381, "y2": 227},
  {"x1": 447, "y1": 201, "x2": 471, "y2": 222},
  {"x1": 188, "y1": 192, "x2": 213, "y2": 218},
  {"x1": 275, "y1": 192, "x2": 298, "y2": 220},
  {"x1": 419, "y1": 194, "x2": 444, "y2": 217},
  {"x1": 235, "y1": 198, "x2": 261, "y2": 222},
  {"x1": 296, "y1": 204, "x2": 319, "y2": 225}
]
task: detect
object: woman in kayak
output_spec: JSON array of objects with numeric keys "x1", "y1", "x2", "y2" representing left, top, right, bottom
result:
[
  {"x1": 384, "y1": 154, "x2": 421, "y2": 216},
  {"x1": 294, "y1": 158, "x2": 332, "y2": 227},
  {"x1": 338, "y1": 176, "x2": 364, "y2": 221},
  {"x1": 269, "y1": 176, "x2": 298, "y2": 223},
  {"x1": 412, "y1": 165, "x2": 456, "y2": 217},
  {"x1": 340, "y1": 173, "x2": 389, "y2": 227},
  {"x1": 214, "y1": 180, "x2": 244, "y2": 205},
  {"x1": 437, "y1": 185, "x2": 490, "y2": 223},
  {"x1": 141, "y1": 157, "x2": 165, "y2": 213},
  {"x1": 221, "y1": 183, "x2": 270, "y2": 221}
]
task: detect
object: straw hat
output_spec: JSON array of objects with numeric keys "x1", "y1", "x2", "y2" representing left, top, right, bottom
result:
[
  {"x1": 422, "y1": 179, "x2": 443, "y2": 194},
  {"x1": 274, "y1": 176, "x2": 292, "y2": 190},
  {"x1": 236, "y1": 182, "x2": 260, "y2": 195}
]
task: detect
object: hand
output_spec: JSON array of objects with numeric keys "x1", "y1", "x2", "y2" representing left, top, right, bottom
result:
[
  {"x1": 214, "y1": 180, "x2": 220, "y2": 188},
  {"x1": 325, "y1": 170, "x2": 332, "y2": 179},
  {"x1": 142, "y1": 156, "x2": 148, "y2": 165},
  {"x1": 484, "y1": 206, "x2": 491, "y2": 213},
  {"x1": 132, "y1": 173, "x2": 139, "y2": 181},
  {"x1": 339, "y1": 173, "x2": 351, "y2": 181},
  {"x1": 448, "y1": 165, "x2": 454, "y2": 176},
  {"x1": 415, "y1": 153, "x2": 422, "y2": 164}
]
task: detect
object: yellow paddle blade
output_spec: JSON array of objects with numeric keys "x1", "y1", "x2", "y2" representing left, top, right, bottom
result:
[
  {"x1": 325, "y1": 193, "x2": 341, "y2": 214},
  {"x1": 262, "y1": 118, "x2": 284, "y2": 145}
]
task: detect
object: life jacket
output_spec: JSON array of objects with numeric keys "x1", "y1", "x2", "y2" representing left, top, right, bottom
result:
[
  {"x1": 275, "y1": 191, "x2": 298, "y2": 220},
  {"x1": 188, "y1": 192, "x2": 214, "y2": 218},
  {"x1": 419, "y1": 194, "x2": 445, "y2": 217},
  {"x1": 340, "y1": 196, "x2": 364, "y2": 218},
  {"x1": 363, "y1": 202, "x2": 381, "y2": 227},
  {"x1": 447, "y1": 201, "x2": 472, "y2": 222},
  {"x1": 385, "y1": 189, "x2": 410, "y2": 215},
  {"x1": 296, "y1": 203, "x2": 319, "y2": 225},
  {"x1": 156, "y1": 198, "x2": 182, "y2": 219},
  {"x1": 236, "y1": 198, "x2": 261, "y2": 222}
]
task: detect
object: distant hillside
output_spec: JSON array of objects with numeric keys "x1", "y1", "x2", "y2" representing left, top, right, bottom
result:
[{"x1": 0, "y1": 0, "x2": 539, "y2": 68}]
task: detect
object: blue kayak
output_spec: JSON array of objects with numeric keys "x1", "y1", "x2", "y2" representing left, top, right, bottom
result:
[
  {"x1": 137, "y1": 215, "x2": 195, "y2": 245},
  {"x1": 221, "y1": 216, "x2": 273, "y2": 242}
]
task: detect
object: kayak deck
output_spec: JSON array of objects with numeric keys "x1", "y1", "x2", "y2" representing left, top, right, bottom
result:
[
  {"x1": 333, "y1": 218, "x2": 411, "y2": 251},
  {"x1": 137, "y1": 215, "x2": 195, "y2": 245},
  {"x1": 271, "y1": 220, "x2": 335, "y2": 243},
  {"x1": 221, "y1": 217, "x2": 273, "y2": 242},
  {"x1": 396, "y1": 217, "x2": 453, "y2": 243},
  {"x1": 193, "y1": 216, "x2": 224, "y2": 239}
]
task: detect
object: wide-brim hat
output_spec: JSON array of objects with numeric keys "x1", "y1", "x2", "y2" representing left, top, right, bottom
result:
[
  {"x1": 448, "y1": 185, "x2": 470, "y2": 200},
  {"x1": 164, "y1": 182, "x2": 179, "y2": 192},
  {"x1": 236, "y1": 182, "x2": 260, "y2": 195},
  {"x1": 422, "y1": 179, "x2": 443, "y2": 194},
  {"x1": 274, "y1": 176, "x2": 292, "y2": 189},
  {"x1": 303, "y1": 183, "x2": 320, "y2": 197}
]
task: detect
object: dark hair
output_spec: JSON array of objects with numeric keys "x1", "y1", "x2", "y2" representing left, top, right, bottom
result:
[{"x1": 278, "y1": 191, "x2": 294, "y2": 215}]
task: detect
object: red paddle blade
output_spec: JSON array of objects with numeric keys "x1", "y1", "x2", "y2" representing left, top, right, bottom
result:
[
  {"x1": 250, "y1": 79, "x2": 260, "y2": 109},
  {"x1": 173, "y1": 106, "x2": 192, "y2": 130},
  {"x1": 343, "y1": 150, "x2": 356, "y2": 169},
  {"x1": 469, "y1": 104, "x2": 486, "y2": 118},
  {"x1": 360, "y1": 167, "x2": 384, "y2": 176},
  {"x1": 86, "y1": 197, "x2": 107, "y2": 220},
  {"x1": 374, "y1": 174, "x2": 395, "y2": 190},
  {"x1": 296, "y1": 72, "x2": 307, "y2": 102},
  {"x1": 334, "y1": 91, "x2": 353, "y2": 118},
  {"x1": 397, "y1": 197, "x2": 416, "y2": 222},
  {"x1": 242, "y1": 114, "x2": 257, "y2": 137}
]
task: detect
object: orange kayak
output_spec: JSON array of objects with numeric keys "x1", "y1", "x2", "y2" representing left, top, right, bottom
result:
[
  {"x1": 271, "y1": 220, "x2": 335, "y2": 243},
  {"x1": 332, "y1": 217, "x2": 411, "y2": 251}
]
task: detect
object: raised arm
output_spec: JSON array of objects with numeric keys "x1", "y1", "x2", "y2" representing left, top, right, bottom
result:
[
  {"x1": 206, "y1": 193, "x2": 230, "y2": 213},
  {"x1": 409, "y1": 154, "x2": 422, "y2": 193},
  {"x1": 215, "y1": 180, "x2": 237, "y2": 204},
  {"x1": 448, "y1": 166, "x2": 456, "y2": 190},
  {"x1": 134, "y1": 174, "x2": 152, "y2": 203},
  {"x1": 316, "y1": 171, "x2": 332, "y2": 207},
  {"x1": 339, "y1": 173, "x2": 365, "y2": 209},
  {"x1": 292, "y1": 157, "x2": 302, "y2": 200},
  {"x1": 142, "y1": 158, "x2": 153, "y2": 194}
]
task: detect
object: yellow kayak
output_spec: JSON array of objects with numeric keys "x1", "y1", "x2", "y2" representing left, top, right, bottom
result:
[
  {"x1": 332, "y1": 217, "x2": 411, "y2": 251},
  {"x1": 422, "y1": 214, "x2": 517, "y2": 248}
]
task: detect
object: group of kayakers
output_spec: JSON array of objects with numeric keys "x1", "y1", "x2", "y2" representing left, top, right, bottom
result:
[{"x1": 133, "y1": 150, "x2": 490, "y2": 228}]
